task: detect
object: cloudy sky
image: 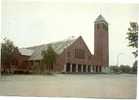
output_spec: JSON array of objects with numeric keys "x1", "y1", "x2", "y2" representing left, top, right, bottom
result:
[{"x1": 1, "y1": 0, "x2": 139, "y2": 66}]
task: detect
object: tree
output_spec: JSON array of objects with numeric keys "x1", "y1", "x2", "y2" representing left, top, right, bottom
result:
[
  {"x1": 1, "y1": 38, "x2": 19, "y2": 74},
  {"x1": 126, "y1": 22, "x2": 138, "y2": 57},
  {"x1": 126, "y1": 22, "x2": 138, "y2": 73},
  {"x1": 110, "y1": 66, "x2": 119, "y2": 73},
  {"x1": 119, "y1": 65, "x2": 131, "y2": 73},
  {"x1": 41, "y1": 45, "x2": 57, "y2": 73},
  {"x1": 132, "y1": 60, "x2": 137, "y2": 73}
]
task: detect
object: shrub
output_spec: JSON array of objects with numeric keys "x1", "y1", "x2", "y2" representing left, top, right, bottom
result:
[{"x1": 110, "y1": 66, "x2": 120, "y2": 73}]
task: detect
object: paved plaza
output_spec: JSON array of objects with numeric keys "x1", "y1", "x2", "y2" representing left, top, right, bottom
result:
[{"x1": 0, "y1": 74, "x2": 137, "y2": 99}]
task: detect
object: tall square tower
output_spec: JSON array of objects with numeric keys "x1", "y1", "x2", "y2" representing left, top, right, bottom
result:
[{"x1": 94, "y1": 15, "x2": 109, "y2": 67}]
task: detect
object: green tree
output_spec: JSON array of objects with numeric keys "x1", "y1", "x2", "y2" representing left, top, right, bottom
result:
[
  {"x1": 110, "y1": 66, "x2": 119, "y2": 73},
  {"x1": 1, "y1": 38, "x2": 19, "y2": 74},
  {"x1": 119, "y1": 65, "x2": 131, "y2": 73},
  {"x1": 126, "y1": 22, "x2": 138, "y2": 57},
  {"x1": 126, "y1": 22, "x2": 138, "y2": 73},
  {"x1": 41, "y1": 45, "x2": 57, "y2": 73},
  {"x1": 132, "y1": 60, "x2": 137, "y2": 73}
]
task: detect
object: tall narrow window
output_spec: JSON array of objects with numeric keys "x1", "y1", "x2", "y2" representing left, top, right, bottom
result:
[
  {"x1": 103, "y1": 23, "x2": 108, "y2": 31},
  {"x1": 75, "y1": 48, "x2": 85, "y2": 59},
  {"x1": 67, "y1": 51, "x2": 70, "y2": 57},
  {"x1": 97, "y1": 24, "x2": 100, "y2": 29}
]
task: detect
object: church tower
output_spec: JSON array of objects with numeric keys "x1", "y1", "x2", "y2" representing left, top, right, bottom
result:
[{"x1": 94, "y1": 15, "x2": 109, "y2": 67}]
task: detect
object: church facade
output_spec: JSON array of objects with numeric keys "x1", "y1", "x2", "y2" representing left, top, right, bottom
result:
[{"x1": 1, "y1": 14, "x2": 109, "y2": 73}]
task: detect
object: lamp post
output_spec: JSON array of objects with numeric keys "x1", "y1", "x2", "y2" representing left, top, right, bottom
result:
[{"x1": 116, "y1": 53, "x2": 124, "y2": 67}]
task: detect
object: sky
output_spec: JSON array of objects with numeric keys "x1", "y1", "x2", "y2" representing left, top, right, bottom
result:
[{"x1": 1, "y1": 0, "x2": 139, "y2": 66}]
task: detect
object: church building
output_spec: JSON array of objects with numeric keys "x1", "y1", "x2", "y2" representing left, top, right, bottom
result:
[{"x1": 1, "y1": 14, "x2": 109, "y2": 73}]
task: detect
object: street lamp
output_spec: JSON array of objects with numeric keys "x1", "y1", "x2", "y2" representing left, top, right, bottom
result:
[{"x1": 116, "y1": 53, "x2": 124, "y2": 66}]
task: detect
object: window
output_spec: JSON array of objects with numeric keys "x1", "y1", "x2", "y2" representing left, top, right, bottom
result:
[
  {"x1": 97, "y1": 24, "x2": 100, "y2": 29},
  {"x1": 75, "y1": 48, "x2": 85, "y2": 59},
  {"x1": 103, "y1": 23, "x2": 108, "y2": 31},
  {"x1": 67, "y1": 52, "x2": 70, "y2": 57}
]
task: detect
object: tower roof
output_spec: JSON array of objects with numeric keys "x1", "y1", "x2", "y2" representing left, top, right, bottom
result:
[{"x1": 95, "y1": 14, "x2": 107, "y2": 23}]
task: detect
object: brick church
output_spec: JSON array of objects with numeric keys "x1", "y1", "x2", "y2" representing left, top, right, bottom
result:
[{"x1": 1, "y1": 14, "x2": 109, "y2": 73}]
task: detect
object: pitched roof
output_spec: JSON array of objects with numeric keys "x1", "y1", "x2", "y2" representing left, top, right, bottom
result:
[
  {"x1": 95, "y1": 14, "x2": 107, "y2": 24},
  {"x1": 25, "y1": 36, "x2": 78, "y2": 60},
  {"x1": 19, "y1": 48, "x2": 34, "y2": 56}
]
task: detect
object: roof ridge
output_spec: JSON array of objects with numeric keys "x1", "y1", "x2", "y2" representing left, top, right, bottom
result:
[
  {"x1": 28, "y1": 36, "x2": 79, "y2": 60},
  {"x1": 26, "y1": 36, "x2": 78, "y2": 49}
]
